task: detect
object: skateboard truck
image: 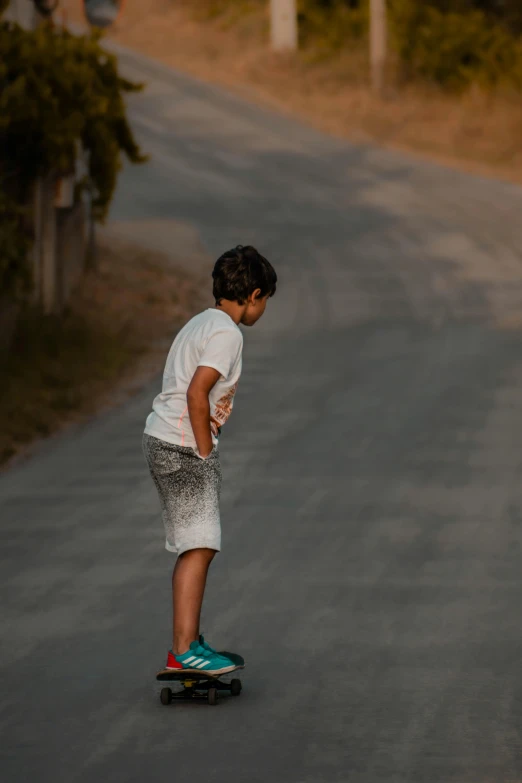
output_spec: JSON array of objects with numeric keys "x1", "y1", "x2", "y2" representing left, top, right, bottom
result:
[
  {"x1": 157, "y1": 673, "x2": 242, "y2": 706},
  {"x1": 156, "y1": 652, "x2": 244, "y2": 706}
]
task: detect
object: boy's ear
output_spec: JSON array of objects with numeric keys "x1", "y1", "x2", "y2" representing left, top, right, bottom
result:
[{"x1": 249, "y1": 288, "x2": 262, "y2": 303}]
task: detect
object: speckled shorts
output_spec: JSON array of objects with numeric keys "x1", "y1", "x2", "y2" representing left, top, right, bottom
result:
[{"x1": 142, "y1": 434, "x2": 222, "y2": 555}]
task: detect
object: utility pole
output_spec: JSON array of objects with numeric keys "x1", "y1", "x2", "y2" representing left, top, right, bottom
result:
[
  {"x1": 4, "y1": 0, "x2": 37, "y2": 28},
  {"x1": 370, "y1": 0, "x2": 387, "y2": 95},
  {"x1": 270, "y1": 0, "x2": 298, "y2": 52}
]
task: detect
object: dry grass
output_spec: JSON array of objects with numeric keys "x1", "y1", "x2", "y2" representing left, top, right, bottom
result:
[
  {"x1": 0, "y1": 235, "x2": 207, "y2": 467},
  {"x1": 71, "y1": 0, "x2": 522, "y2": 182}
]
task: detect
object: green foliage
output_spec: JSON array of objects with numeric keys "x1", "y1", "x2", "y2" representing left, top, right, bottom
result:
[
  {"x1": 298, "y1": 0, "x2": 368, "y2": 53},
  {"x1": 0, "y1": 21, "x2": 146, "y2": 219},
  {"x1": 390, "y1": 0, "x2": 522, "y2": 91},
  {"x1": 0, "y1": 18, "x2": 146, "y2": 304},
  {"x1": 303, "y1": 0, "x2": 522, "y2": 37},
  {"x1": 297, "y1": 0, "x2": 522, "y2": 91},
  {"x1": 406, "y1": 2, "x2": 522, "y2": 37}
]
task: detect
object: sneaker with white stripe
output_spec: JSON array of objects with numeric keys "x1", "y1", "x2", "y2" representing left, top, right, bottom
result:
[{"x1": 165, "y1": 641, "x2": 237, "y2": 675}]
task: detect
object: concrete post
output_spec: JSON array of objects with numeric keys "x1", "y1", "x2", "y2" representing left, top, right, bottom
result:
[
  {"x1": 270, "y1": 0, "x2": 298, "y2": 52},
  {"x1": 31, "y1": 179, "x2": 43, "y2": 305},
  {"x1": 3, "y1": 0, "x2": 37, "y2": 28},
  {"x1": 370, "y1": 0, "x2": 387, "y2": 95},
  {"x1": 40, "y1": 176, "x2": 58, "y2": 315}
]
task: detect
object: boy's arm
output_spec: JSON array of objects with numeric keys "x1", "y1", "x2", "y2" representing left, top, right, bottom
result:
[{"x1": 187, "y1": 366, "x2": 221, "y2": 458}]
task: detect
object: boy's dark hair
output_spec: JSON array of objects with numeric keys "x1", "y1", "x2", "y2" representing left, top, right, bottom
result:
[{"x1": 212, "y1": 245, "x2": 277, "y2": 305}]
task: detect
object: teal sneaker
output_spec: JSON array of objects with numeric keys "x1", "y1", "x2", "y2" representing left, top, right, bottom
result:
[
  {"x1": 199, "y1": 635, "x2": 245, "y2": 669},
  {"x1": 166, "y1": 641, "x2": 237, "y2": 675},
  {"x1": 199, "y1": 634, "x2": 218, "y2": 654}
]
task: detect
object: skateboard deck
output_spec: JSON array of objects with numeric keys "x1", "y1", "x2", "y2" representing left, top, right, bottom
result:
[{"x1": 156, "y1": 651, "x2": 244, "y2": 705}]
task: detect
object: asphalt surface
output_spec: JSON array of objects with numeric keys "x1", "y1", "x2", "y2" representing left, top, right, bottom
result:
[{"x1": 2, "y1": 43, "x2": 522, "y2": 783}]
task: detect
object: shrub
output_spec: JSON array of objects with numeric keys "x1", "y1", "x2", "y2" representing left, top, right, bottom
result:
[
  {"x1": 0, "y1": 17, "x2": 146, "y2": 303},
  {"x1": 0, "y1": 21, "x2": 146, "y2": 219},
  {"x1": 390, "y1": 0, "x2": 522, "y2": 91},
  {"x1": 295, "y1": 0, "x2": 522, "y2": 91},
  {"x1": 298, "y1": 0, "x2": 368, "y2": 53}
]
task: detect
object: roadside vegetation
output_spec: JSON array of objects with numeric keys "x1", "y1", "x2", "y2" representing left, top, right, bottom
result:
[
  {"x1": 0, "y1": 6, "x2": 145, "y2": 308},
  {"x1": 0, "y1": 238, "x2": 205, "y2": 467},
  {"x1": 0, "y1": 4, "x2": 205, "y2": 468},
  {"x1": 102, "y1": 0, "x2": 522, "y2": 178},
  {"x1": 199, "y1": 0, "x2": 522, "y2": 93}
]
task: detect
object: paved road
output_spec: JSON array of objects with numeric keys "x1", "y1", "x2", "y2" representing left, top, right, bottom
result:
[{"x1": 3, "y1": 44, "x2": 522, "y2": 783}]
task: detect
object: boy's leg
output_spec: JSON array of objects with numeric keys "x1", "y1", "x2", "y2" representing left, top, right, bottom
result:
[{"x1": 172, "y1": 548, "x2": 216, "y2": 655}]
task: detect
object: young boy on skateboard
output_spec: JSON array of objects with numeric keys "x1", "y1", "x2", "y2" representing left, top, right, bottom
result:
[{"x1": 143, "y1": 245, "x2": 277, "y2": 675}]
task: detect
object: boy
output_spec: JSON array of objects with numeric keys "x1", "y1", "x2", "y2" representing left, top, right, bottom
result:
[{"x1": 142, "y1": 245, "x2": 277, "y2": 674}]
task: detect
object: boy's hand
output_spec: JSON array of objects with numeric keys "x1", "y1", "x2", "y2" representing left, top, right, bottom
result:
[{"x1": 187, "y1": 366, "x2": 221, "y2": 458}]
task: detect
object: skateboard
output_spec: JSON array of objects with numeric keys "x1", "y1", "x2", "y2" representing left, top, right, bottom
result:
[{"x1": 156, "y1": 651, "x2": 245, "y2": 706}]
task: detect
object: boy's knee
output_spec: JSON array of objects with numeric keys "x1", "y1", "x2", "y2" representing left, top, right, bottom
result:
[{"x1": 181, "y1": 547, "x2": 217, "y2": 564}]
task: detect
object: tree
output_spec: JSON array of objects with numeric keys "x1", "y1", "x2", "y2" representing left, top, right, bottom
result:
[{"x1": 0, "y1": 15, "x2": 146, "y2": 301}]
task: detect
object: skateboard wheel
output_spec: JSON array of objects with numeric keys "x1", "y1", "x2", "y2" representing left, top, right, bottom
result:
[
  {"x1": 160, "y1": 687, "x2": 172, "y2": 705},
  {"x1": 208, "y1": 687, "x2": 218, "y2": 706},
  {"x1": 230, "y1": 679, "x2": 242, "y2": 697}
]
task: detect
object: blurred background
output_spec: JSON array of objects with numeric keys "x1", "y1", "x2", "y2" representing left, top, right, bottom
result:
[
  {"x1": 3, "y1": 1, "x2": 522, "y2": 465},
  {"x1": 2, "y1": 3, "x2": 522, "y2": 782}
]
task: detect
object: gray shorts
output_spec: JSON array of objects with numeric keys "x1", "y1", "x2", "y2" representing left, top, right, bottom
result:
[{"x1": 142, "y1": 434, "x2": 222, "y2": 555}]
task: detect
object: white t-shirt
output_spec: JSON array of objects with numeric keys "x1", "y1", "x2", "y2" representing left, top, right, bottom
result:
[{"x1": 144, "y1": 308, "x2": 243, "y2": 449}]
